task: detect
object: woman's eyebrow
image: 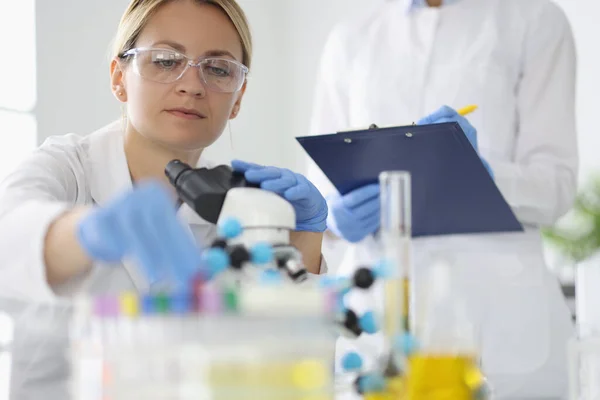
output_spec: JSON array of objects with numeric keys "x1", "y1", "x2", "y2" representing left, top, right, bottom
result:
[
  {"x1": 151, "y1": 40, "x2": 186, "y2": 53},
  {"x1": 203, "y1": 49, "x2": 237, "y2": 59}
]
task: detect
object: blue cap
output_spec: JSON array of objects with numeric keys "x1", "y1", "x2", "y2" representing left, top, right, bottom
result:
[
  {"x1": 218, "y1": 218, "x2": 243, "y2": 239},
  {"x1": 141, "y1": 294, "x2": 155, "y2": 315},
  {"x1": 359, "y1": 311, "x2": 378, "y2": 334},
  {"x1": 170, "y1": 293, "x2": 192, "y2": 314},
  {"x1": 250, "y1": 243, "x2": 274, "y2": 265},
  {"x1": 341, "y1": 352, "x2": 363, "y2": 372}
]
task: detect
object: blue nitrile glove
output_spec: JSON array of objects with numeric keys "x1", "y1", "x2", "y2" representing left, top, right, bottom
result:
[
  {"x1": 417, "y1": 105, "x2": 494, "y2": 179},
  {"x1": 231, "y1": 160, "x2": 328, "y2": 233},
  {"x1": 77, "y1": 181, "x2": 203, "y2": 288},
  {"x1": 327, "y1": 184, "x2": 380, "y2": 243}
]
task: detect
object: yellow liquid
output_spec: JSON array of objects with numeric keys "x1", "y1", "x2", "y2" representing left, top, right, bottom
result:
[
  {"x1": 207, "y1": 359, "x2": 332, "y2": 400},
  {"x1": 405, "y1": 354, "x2": 482, "y2": 400}
]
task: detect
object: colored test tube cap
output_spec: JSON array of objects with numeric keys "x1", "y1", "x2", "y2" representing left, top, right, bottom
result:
[
  {"x1": 154, "y1": 293, "x2": 170, "y2": 313},
  {"x1": 359, "y1": 311, "x2": 378, "y2": 334},
  {"x1": 223, "y1": 287, "x2": 238, "y2": 312},
  {"x1": 201, "y1": 285, "x2": 223, "y2": 314},
  {"x1": 170, "y1": 293, "x2": 192, "y2": 314},
  {"x1": 119, "y1": 292, "x2": 139, "y2": 317},
  {"x1": 141, "y1": 294, "x2": 156, "y2": 315},
  {"x1": 341, "y1": 352, "x2": 363, "y2": 372},
  {"x1": 218, "y1": 218, "x2": 243, "y2": 239},
  {"x1": 94, "y1": 296, "x2": 119, "y2": 317}
]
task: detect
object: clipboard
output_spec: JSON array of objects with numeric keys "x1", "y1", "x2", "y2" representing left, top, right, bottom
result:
[{"x1": 296, "y1": 123, "x2": 523, "y2": 237}]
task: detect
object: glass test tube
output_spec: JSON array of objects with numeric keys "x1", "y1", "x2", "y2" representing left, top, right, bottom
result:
[{"x1": 379, "y1": 171, "x2": 412, "y2": 342}]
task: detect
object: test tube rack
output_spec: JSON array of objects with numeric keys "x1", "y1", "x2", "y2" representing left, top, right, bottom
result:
[
  {"x1": 69, "y1": 217, "x2": 366, "y2": 400},
  {"x1": 70, "y1": 280, "x2": 339, "y2": 400}
]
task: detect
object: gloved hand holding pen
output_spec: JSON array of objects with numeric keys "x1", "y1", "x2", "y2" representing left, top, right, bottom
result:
[
  {"x1": 417, "y1": 105, "x2": 494, "y2": 179},
  {"x1": 326, "y1": 105, "x2": 493, "y2": 244}
]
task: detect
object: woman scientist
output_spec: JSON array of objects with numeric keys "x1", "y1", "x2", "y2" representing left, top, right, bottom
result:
[
  {"x1": 308, "y1": 0, "x2": 577, "y2": 399},
  {"x1": 0, "y1": 0, "x2": 328, "y2": 302}
]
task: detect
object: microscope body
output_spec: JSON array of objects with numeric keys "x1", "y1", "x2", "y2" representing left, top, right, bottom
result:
[
  {"x1": 165, "y1": 161, "x2": 308, "y2": 282},
  {"x1": 217, "y1": 187, "x2": 295, "y2": 247}
]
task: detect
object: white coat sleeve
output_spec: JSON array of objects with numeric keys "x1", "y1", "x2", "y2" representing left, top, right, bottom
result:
[
  {"x1": 489, "y1": 3, "x2": 578, "y2": 227},
  {"x1": 0, "y1": 142, "x2": 81, "y2": 303}
]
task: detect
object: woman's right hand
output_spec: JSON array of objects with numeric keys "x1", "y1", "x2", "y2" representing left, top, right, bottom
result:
[{"x1": 76, "y1": 181, "x2": 202, "y2": 287}]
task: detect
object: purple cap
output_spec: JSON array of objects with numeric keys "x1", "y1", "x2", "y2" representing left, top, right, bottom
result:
[
  {"x1": 94, "y1": 296, "x2": 119, "y2": 318},
  {"x1": 200, "y1": 285, "x2": 223, "y2": 314}
]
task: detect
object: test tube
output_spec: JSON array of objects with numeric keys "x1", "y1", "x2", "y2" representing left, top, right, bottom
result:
[{"x1": 379, "y1": 171, "x2": 412, "y2": 342}]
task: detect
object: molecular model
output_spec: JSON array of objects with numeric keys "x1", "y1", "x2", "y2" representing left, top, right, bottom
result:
[{"x1": 200, "y1": 218, "x2": 493, "y2": 400}]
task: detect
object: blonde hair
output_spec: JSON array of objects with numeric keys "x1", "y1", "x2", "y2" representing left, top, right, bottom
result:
[{"x1": 112, "y1": 0, "x2": 253, "y2": 69}]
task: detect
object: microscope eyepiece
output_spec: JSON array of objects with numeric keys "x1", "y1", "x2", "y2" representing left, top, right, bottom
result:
[
  {"x1": 164, "y1": 159, "x2": 259, "y2": 224},
  {"x1": 165, "y1": 159, "x2": 192, "y2": 187}
]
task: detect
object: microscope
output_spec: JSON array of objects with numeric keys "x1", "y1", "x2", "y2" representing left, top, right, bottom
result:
[{"x1": 165, "y1": 160, "x2": 309, "y2": 282}]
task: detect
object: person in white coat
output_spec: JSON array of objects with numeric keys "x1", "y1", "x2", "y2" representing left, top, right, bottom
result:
[
  {"x1": 0, "y1": 0, "x2": 329, "y2": 304},
  {"x1": 308, "y1": 0, "x2": 578, "y2": 398}
]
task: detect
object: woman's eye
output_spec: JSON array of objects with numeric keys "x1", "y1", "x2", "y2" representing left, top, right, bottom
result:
[
  {"x1": 154, "y1": 59, "x2": 180, "y2": 69},
  {"x1": 207, "y1": 66, "x2": 230, "y2": 76}
]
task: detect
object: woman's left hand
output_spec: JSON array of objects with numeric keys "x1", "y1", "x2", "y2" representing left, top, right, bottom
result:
[{"x1": 232, "y1": 160, "x2": 328, "y2": 233}]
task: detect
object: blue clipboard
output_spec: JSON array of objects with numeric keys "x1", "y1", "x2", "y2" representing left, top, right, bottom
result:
[{"x1": 297, "y1": 123, "x2": 523, "y2": 237}]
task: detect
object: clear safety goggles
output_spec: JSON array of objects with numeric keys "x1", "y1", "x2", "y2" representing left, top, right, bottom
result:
[{"x1": 120, "y1": 47, "x2": 249, "y2": 93}]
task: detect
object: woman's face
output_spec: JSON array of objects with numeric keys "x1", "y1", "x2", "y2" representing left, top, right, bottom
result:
[{"x1": 111, "y1": 0, "x2": 246, "y2": 151}]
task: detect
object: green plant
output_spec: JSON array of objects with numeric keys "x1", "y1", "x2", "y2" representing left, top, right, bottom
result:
[{"x1": 543, "y1": 177, "x2": 600, "y2": 262}]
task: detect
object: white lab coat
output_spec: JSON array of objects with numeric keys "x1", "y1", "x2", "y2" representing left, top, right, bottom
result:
[
  {"x1": 309, "y1": 0, "x2": 577, "y2": 398},
  {"x1": 0, "y1": 120, "x2": 326, "y2": 304}
]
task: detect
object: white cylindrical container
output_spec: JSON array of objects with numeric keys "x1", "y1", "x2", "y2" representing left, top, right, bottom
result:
[{"x1": 570, "y1": 252, "x2": 600, "y2": 400}]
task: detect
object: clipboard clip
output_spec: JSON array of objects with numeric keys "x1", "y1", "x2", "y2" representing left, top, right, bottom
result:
[
  {"x1": 368, "y1": 122, "x2": 417, "y2": 129},
  {"x1": 336, "y1": 122, "x2": 417, "y2": 135}
]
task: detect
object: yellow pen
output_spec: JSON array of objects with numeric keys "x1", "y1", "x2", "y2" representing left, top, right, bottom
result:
[
  {"x1": 337, "y1": 105, "x2": 479, "y2": 133},
  {"x1": 457, "y1": 104, "x2": 478, "y2": 117}
]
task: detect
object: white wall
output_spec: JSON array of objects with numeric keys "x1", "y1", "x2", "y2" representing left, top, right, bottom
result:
[
  {"x1": 30, "y1": 0, "x2": 600, "y2": 186},
  {"x1": 552, "y1": 0, "x2": 600, "y2": 187},
  {"x1": 34, "y1": 0, "x2": 383, "y2": 172},
  {"x1": 35, "y1": 0, "x2": 123, "y2": 142}
]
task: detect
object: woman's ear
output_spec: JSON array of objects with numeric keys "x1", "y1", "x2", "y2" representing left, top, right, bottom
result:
[
  {"x1": 229, "y1": 80, "x2": 247, "y2": 119},
  {"x1": 110, "y1": 58, "x2": 128, "y2": 103}
]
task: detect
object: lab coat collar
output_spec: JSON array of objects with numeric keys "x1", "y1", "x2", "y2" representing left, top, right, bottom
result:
[
  {"x1": 87, "y1": 120, "x2": 132, "y2": 207},
  {"x1": 402, "y1": 0, "x2": 462, "y2": 13},
  {"x1": 87, "y1": 120, "x2": 214, "y2": 226}
]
